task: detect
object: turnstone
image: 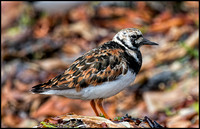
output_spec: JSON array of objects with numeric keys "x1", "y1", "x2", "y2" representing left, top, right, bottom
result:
[{"x1": 31, "y1": 28, "x2": 158, "y2": 119}]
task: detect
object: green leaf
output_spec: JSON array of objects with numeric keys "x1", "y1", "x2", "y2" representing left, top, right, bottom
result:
[
  {"x1": 40, "y1": 121, "x2": 57, "y2": 128},
  {"x1": 7, "y1": 26, "x2": 21, "y2": 37},
  {"x1": 180, "y1": 42, "x2": 199, "y2": 59},
  {"x1": 164, "y1": 107, "x2": 175, "y2": 116},
  {"x1": 192, "y1": 102, "x2": 199, "y2": 114},
  {"x1": 114, "y1": 116, "x2": 122, "y2": 121},
  {"x1": 99, "y1": 113, "x2": 105, "y2": 118}
]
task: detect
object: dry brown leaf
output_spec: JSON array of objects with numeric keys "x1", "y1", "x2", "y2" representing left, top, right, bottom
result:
[
  {"x1": 143, "y1": 77, "x2": 198, "y2": 113},
  {"x1": 167, "y1": 118, "x2": 191, "y2": 128},
  {"x1": 17, "y1": 119, "x2": 38, "y2": 128},
  {"x1": 166, "y1": 26, "x2": 194, "y2": 41},
  {"x1": 62, "y1": 43, "x2": 82, "y2": 55},
  {"x1": 2, "y1": 114, "x2": 22, "y2": 127},
  {"x1": 150, "y1": 17, "x2": 185, "y2": 32},
  {"x1": 34, "y1": 17, "x2": 50, "y2": 38},
  {"x1": 153, "y1": 29, "x2": 199, "y2": 64},
  {"x1": 68, "y1": 21, "x2": 99, "y2": 41},
  {"x1": 153, "y1": 10, "x2": 172, "y2": 23},
  {"x1": 35, "y1": 58, "x2": 69, "y2": 71},
  {"x1": 43, "y1": 117, "x2": 63, "y2": 124},
  {"x1": 69, "y1": 5, "x2": 92, "y2": 22},
  {"x1": 1, "y1": 1, "x2": 23, "y2": 30},
  {"x1": 100, "y1": 18, "x2": 141, "y2": 30},
  {"x1": 14, "y1": 80, "x2": 30, "y2": 92},
  {"x1": 97, "y1": 6, "x2": 126, "y2": 18},
  {"x1": 31, "y1": 96, "x2": 71, "y2": 118},
  {"x1": 31, "y1": 96, "x2": 92, "y2": 118}
]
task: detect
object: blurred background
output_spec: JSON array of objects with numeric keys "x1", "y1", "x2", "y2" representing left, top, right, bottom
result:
[{"x1": 1, "y1": 1, "x2": 199, "y2": 128}]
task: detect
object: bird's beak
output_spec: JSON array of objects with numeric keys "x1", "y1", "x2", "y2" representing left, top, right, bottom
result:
[{"x1": 142, "y1": 38, "x2": 158, "y2": 45}]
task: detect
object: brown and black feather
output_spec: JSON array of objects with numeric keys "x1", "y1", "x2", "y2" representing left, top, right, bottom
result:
[{"x1": 31, "y1": 41, "x2": 141, "y2": 93}]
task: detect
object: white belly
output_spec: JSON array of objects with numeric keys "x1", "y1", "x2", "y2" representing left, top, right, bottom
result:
[{"x1": 41, "y1": 70, "x2": 136, "y2": 100}]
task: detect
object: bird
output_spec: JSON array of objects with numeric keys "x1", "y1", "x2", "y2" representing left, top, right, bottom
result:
[{"x1": 31, "y1": 28, "x2": 158, "y2": 119}]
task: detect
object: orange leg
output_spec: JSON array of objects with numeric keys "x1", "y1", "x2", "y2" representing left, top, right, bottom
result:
[
  {"x1": 96, "y1": 99, "x2": 110, "y2": 119},
  {"x1": 90, "y1": 99, "x2": 99, "y2": 116}
]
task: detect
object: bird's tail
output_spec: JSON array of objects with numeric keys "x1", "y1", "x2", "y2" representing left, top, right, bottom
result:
[{"x1": 31, "y1": 80, "x2": 52, "y2": 94}]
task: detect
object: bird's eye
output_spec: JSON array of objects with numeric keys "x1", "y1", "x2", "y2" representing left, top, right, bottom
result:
[{"x1": 131, "y1": 35, "x2": 137, "y2": 39}]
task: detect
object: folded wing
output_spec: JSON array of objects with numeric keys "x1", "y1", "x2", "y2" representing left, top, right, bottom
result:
[{"x1": 31, "y1": 47, "x2": 128, "y2": 93}]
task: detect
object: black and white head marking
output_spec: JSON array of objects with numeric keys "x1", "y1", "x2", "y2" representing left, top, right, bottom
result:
[
  {"x1": 112, "y1": 28, "x2": 144, "y2": 64},
  {"x1": 112, "y1": 28, "x2": 144, "y2": 50}
]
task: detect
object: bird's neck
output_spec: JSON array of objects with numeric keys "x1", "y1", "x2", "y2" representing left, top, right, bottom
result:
[{"x1": 124, "y1": 48, "x2": 142, "y2": 74}]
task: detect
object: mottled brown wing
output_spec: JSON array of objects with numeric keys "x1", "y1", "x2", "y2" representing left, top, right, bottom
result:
[{"x1": 31, "y1": 48, "x2": 128, "y2": 93}]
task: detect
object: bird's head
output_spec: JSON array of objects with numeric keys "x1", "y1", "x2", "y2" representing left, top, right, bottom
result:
[{"x1": 112, "y1": 28, "x2": 158, "y2": 50}]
